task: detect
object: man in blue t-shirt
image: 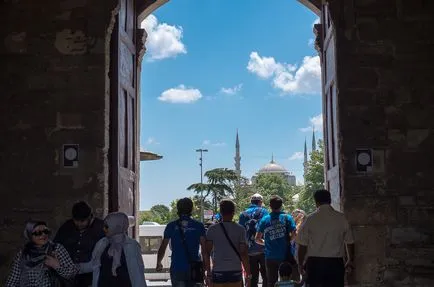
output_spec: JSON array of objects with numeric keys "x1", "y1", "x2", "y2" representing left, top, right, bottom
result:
[
  {"x1": 238, "y1": 193, "x2": 269, "y2": 287},
  {"x1": 156, "y1": 198, "x2": 208, "y2": 287},
  {"x1": 255, "y1": 195, "x2": 296, "y2": 287}
]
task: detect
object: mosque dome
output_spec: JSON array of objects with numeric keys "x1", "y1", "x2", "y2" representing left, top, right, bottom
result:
[{"x1": 258, "y1": 156, "x2": 288, "y2": 174}]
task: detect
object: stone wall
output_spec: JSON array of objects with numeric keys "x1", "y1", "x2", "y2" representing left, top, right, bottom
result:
[
  {"x1": 334, "y1": 0, "x2": 434, "y2": 286},
  {"x1": 0, "y1": 0, "x2": 116, "y2": 282}
]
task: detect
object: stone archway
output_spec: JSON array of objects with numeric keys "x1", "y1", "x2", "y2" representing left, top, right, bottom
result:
[{"x1": 1, "y1": 0, "x2": 434, "y2": 285}]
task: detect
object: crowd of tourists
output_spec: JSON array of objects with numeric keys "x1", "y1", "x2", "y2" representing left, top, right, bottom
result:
[{"x1": 5, "y1": 189, "x2": 355, "y2": 287}]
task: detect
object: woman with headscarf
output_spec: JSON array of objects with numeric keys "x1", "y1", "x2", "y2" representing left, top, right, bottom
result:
[
  {"x1": 83, "y1": 212, "x2": 146, "y2": 287},
  {"x1": 5, "y1": 220, "x2": 78, "y2": 287},
  {"x1": 290, "y1": 209, "x2": 307, "y2": 283}
]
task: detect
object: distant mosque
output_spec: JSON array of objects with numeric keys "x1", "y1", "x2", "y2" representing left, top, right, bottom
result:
[{"x1": 233, "y1": 129, "x2": 317, "y2": 186}]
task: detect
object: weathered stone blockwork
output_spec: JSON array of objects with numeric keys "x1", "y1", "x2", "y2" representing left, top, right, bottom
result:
[
  {"x1": 333, "y1": 0, "x2": 434, "y2": 286},
  {"x1": 0, "y1": 0, "x2": 116, "y2": 282}
]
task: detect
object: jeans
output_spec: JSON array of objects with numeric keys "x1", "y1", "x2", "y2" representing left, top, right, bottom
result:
[{"x1": 249, "y1": 253, "x2": 267, "y2": 287}]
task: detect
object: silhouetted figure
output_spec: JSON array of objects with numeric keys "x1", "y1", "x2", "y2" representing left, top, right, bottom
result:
[{"x1": 296, "y1": 189, "x2": 355, "y2": 287}]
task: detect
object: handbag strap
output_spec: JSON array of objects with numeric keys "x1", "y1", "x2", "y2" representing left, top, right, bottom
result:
[
  {"x1": 177, "y1": 219, "x2": 193, "y2": 263},
  {"x1": 219, "y1": 223, "x2": 242, "y2": 262}
]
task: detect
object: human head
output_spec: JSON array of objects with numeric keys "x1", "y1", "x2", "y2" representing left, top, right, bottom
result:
[
  {"x1": 292, "y1": 209, "x2": 307, "y2": 231},
  {"x1": 103, "y1": 212, "x2": 129, "y2": 237},
  {"x1": 278, "y1": 262, "x2": 292, "y2": 280},
  {"x1": 72, "y1": 201, "x2": 93, "y2": 230},
  {"x1": 24, "y1": 221, "x2": 50, "y2": 246},
  {"x1": 250, "y1": 193, "x2": 263, "y2": 206},
  {"x1": 177, "y1": 197, "x2": 193, "y2": 217},
  {"x1": 269, "y1": 195, "x2": 283, "y2": 211},
  {"x1": 314, "y1": 189, "x2": 332, "y2": 207},
  {"x1": 220, "y1": 199, "x2": 236, "y2": 220}
]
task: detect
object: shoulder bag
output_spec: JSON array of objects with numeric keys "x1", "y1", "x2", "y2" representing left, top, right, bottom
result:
[
  {"x1": 219, "y1": 223, "x2": 246, "y2": 286},
  {"x1": 177, "y1": 219, "x2": 204, "y2": 283}
]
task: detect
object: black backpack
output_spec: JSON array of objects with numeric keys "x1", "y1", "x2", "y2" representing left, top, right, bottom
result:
[{"x1": 243, "y1": 208, "x2": 263, "y2": 248}]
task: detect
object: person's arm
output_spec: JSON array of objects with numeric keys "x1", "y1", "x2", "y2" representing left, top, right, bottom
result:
[
  {"x1": 255, "y1": 232, "x2": 264, "y2": 246},
  {"x1": 238, "y1": 212, "x2": 245, "y2": 226},
  {"x1": 344, "y1": 219, "x2": 355, "y2": 268},
  {"x1": 255, "y1": 217, "x2": 265, "y2": 246},
  {"x1": 295, "y1": 219, "x2": 308, "y2": 269},
  {"x1": 239, "y1": 228, "x2": 250, "y2": 278},
  {"x1": 198, "y1": 223, "x2": 210, "y2": 277},
  {"x1": 346, "y1": 244, "x2": 355, "y2": 265},
  {"x1": 239, "y1": 242, "x2": 251, "y2": 278},
  {"x1": 49, "y1": 244, "x2": 79, "y2": 279},
  {"x1": 156, "y1": 239, "x2": 169, "y2": 271},
  {"x1": 156, "y1": 224, "x2": 172, "y2": 271},
  {"x1": 200, "y1": 236, "x2": 210, "y2": 271},
  {"x1": 297, "y1": 244, "x2": 307, "y2": 268},
  {"x1": 287, "y1": 215, "x2": 297, "y2": 241},
  {"x1": 5, "y1": 250, "x2": 22, "y2": 287},
  {"x1": 205, "y1": 240, "x2": 213, "y2": 277}
]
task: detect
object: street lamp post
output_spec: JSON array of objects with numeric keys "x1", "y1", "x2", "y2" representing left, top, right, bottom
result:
[{"x1": 195, "y1": 148, "x2": 208, "y2": 223}]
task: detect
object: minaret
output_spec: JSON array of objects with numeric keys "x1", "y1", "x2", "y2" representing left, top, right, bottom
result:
[
  {"x1": 234, "y1": 129, "x2": 241, "y2": 177},
  {"x1": 312, "y1": 126, "x2": 316, "y2": 151},
  {"x1": 303, "y1": 137, "x2": 308, "y2": 180}
]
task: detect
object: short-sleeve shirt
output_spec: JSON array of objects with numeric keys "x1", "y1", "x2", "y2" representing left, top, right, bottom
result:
[
  {"x1": 257, "y1": 212, "x2": 296, "y2": 260},
  {"x1": 164, "y1": 216, "x2": 206, "y2": 272},
  {"x1": 206, "y1": 222, "x2": 246, "y2": 272},
  {"x1": 296, "y1": 205, "x2": 354, "y2": 258},
  {"x1": 238, "y1": 204, "x2": 269, "y2": 254}
]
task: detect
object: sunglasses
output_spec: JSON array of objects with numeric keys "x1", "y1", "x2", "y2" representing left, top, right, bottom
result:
[{"x1": 32, "y1": 229, "x2": 51, "y2": 237}]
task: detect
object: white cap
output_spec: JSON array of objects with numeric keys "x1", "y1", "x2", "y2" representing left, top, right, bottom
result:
[{"x1": 251, "y1": 193, "x2": 263, "y2": 201}]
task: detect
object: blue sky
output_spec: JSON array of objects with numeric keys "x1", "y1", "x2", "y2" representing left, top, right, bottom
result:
[{"x1": 139, "y1": 0, "x2": 322, "y2": 210}]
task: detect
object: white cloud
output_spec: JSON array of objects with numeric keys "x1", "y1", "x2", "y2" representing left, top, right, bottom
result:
[
  {"x1": 220, "y1": 84, "x2": 243, "y2": 95},
  {"x1": 247, "y1": 52, "x2": 321, "y2": 95},
  {"x1": 158, "y1": 85, "x2": 202, "y2": 104},
  {"x1": 272, "y1": 56, "x2": 321, "y2": 94},
  {"x1": 146, "y1": 137, "x2": 160, "y2": 145},
  {"x1": 202, "y1": 140, "x2": 227, "y2": 147},
  {"x1": 289, "y1": 151, "x2": 304, "y2": 161},
  {"x1": 299, "y1": 114, "x2": 323, "y2": 132},
  {"x1": 247, "y1": 52, "x2": 293, "y2": 79},
  {"x1": 313, "y1": 17, "x2": 320, "y2": 27},
  {"x1": 141, "y1": 14, "x2": 186, "y2": 61}
]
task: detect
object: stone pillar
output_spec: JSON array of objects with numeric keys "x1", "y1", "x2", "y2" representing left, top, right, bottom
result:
[
  {"x1": 0, "y1": 0, "x2": 116, "y2": 281},
  {"x1": 332, "y1": 0, "x2": 434, "y2": 285}
]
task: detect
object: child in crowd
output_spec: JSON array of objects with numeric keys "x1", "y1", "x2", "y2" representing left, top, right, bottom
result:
[{"x1": 274, "y1": 262, "x2": 304, "y2": 287}]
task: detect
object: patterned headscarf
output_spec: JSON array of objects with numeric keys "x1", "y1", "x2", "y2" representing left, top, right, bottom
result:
[
  {"x1": 104, "y1": 212, "x2": 129, "y2": 276},
  {"x1": 20, "y1": 221, "x2": 53, "y2": 286},
  {"x1": 22, "y1": 221, "x2": 52, "y2": 266}
]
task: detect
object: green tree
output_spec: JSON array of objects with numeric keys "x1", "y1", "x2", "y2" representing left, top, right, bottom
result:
[
  {"x1": 138, "y1": 204, "x2": 171, "y2": 224},
  {"x1": 150, "y1": 204, "x2": 170, "y2": 223},
  {"x1": 138, "y1": 210, "x2": 154, "y2": 224},
  {"x1": 252, "y1": 173, "x2": 297, "y2": 212},
  {"x1": 233, "y1": 176, "x2": 254, "y2": 215},
  {"x1": 187, "y1": 168, "x2": 238, "y2": 214},
  {"x1": 297, "y1": 139, "x2": 325, "y2": 213}
]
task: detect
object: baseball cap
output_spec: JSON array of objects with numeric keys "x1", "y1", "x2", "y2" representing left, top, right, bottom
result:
[{"x1": 251, "y1": 193, "x2": 263, "y2": 201}]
